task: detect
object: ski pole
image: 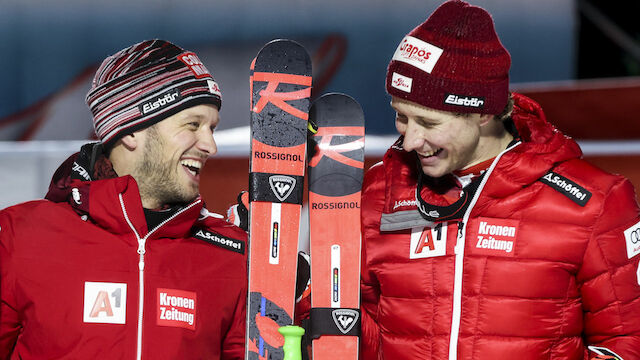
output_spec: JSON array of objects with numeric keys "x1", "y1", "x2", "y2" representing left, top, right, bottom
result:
[{"x1": 278, "y1": 325, "x2": 305, "y2": 360}]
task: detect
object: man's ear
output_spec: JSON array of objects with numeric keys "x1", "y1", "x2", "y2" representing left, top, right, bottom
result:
[
  {"x1": 477, "y1": 114, "x2": 494, "y2": 127},
  {"x1": 119, "y1": 133, "x2": 139, "y2": 151}
]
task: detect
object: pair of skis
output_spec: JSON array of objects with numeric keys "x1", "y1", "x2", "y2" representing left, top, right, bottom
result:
[{"x1": 246, "y1": 39, "x2": 364, "y2": 360}]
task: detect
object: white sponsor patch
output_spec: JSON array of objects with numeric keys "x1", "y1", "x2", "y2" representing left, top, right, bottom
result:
[
  {"x1": 207, "y1": 79, "x2": 222, "y2": 98},
  {"x1": 83, "y1": 282, "x2": 127, "y2": 324},
  {"x1": 624, "y1": 220, "x2": 640, "y2": 259},
  {"x1": 391, "y1": 35, "x2": 443, "y2": 74},
  {"x1": 409, "y1": 223, "x2": 448, "y2": 259},
  {"x1": 391, "y1": 72, "x2": 413, "y2": 93}
]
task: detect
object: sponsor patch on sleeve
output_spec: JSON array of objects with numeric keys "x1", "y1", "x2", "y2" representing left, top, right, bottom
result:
[
  {"x1": 539, "y1": 171, "x2": 591, "y2": 206},
  {"x1": 623, "y1": 220, "x2": 640, "y2": 259},
  {"x1": 193, "y1": 228, "x2": 245, "y2": 254}
]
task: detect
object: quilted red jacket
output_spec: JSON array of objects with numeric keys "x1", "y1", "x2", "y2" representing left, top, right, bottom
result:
[
  {"x1": 360, "y1": 94, "x2": 640, "y2": 359},
  {"x1": 0, "y1": 150, "x2": 247, "y2": 359}
]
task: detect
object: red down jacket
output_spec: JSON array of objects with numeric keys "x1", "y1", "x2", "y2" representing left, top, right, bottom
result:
[
  {"x1": 0, "y1": 152, "x2": 247, "y2": 359},
  {"x1": 360, "y1": 94, "x2": 640, "y2": 359}
]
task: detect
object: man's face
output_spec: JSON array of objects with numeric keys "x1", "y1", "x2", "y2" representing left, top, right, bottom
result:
[
  {"x1": 392, "y1": 97, "x2": 489, "y2": 178},
  {"x1": 134, "y1": 104, "x2": 219, "y2": 207}
]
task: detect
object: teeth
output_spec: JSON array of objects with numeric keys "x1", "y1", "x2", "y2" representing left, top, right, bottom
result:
[
  {"x1": 181, "y1": 159, "x2": 202, "y2": 176},
  {"x1": 180, "y1": 159, "x2": 202, "y2": 170},
  {"x1": 420, "y1": 148, "x2": 440, "y2": 157}
]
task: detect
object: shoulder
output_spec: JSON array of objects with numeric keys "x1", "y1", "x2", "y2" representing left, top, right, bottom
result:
[
  {"x1": 191, "y1": 207, "x2": 248, "y2": 257},
  {"x1": 547, "y1": 158, "x2": 639, "y2": 217}
]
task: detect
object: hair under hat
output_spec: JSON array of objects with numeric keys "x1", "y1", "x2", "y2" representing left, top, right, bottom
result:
[
  {"x1": 386, "y1": 0, "x2": 511, "y2": 115},
  {"x1": 86, "y1": 39, "x2": 222, "y2": 147}
]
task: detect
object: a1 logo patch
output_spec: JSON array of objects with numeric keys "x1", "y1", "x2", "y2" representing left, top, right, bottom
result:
[
  {"x1": 83, "y1": 282, "x2": 127, "y2": 324},
  {"x1": 157, "y1": 288, "x2": 197, "y2": 330},
  {"x1": 473, "y1": 217, "x2": 519, "y2": 257},
  {"x1": 409, "y1": 222, "x2": 448, "y2": 259}
]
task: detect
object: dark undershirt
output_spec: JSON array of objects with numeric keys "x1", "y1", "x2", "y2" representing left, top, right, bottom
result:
[{"x1": 143, "y1": 207, "x2": 181, "y2": 231}]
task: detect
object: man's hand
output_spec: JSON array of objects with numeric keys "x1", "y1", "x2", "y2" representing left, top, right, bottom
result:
[{"x1": 226, "y1": 191, "x2": 249, "y2": 231}]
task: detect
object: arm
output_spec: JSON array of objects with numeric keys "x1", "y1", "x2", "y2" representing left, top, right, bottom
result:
[
  {"x1": 578, "y1": 178, "x2": 640, "y2": 359},
  {"x1": 0, "y1": 210, "x2": 21, "y2": 359},
  {"x1": 359, "y1": 163, "x2": 386, "y2": 359},
  {"x1": 221, "y1": 281, "x2": 247, "y2": 360},
  {"x1": 360, "y1": 241, "x2": 381, "y2": 359}
]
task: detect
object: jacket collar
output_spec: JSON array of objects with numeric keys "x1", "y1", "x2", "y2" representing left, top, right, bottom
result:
[
  {"x1": 45, "y1": 143, "x2": 204, "y2": 240},
  {"x1": 380, "y1": 93, "x2": 582, "y2": 230}
]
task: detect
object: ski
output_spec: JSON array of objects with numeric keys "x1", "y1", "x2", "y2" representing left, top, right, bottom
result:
[
  {"x1": 246, "y1": 39, "x2": 312, "y2": 360},
  {"x1": 308, "y1": 93, "x2": 365, "y2": 359}
]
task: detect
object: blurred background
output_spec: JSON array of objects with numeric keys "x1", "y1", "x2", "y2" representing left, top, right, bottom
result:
[{"x1": 1, "y1": 0, "x2": 640, "y2": 214}]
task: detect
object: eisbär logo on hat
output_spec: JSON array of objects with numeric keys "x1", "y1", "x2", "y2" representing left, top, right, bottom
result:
[
  {"x1": 386, "y1": 0, "x2": 511, "y2": 115},
  {"x1": 86, "y1": 39, "x2": 223, "y2": 148}
]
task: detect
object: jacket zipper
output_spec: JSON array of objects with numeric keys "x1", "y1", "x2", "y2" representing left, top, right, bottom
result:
[
  {"x1": 118, "y1": 195, "x2": 201, "y2": 360},
  {"x1": 447, "y1": 141, "x2": 521, "y2": 360}
]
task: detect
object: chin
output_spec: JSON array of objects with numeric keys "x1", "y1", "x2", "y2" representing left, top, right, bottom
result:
[{"x1": 421, "y1": 166, "x2": 449, "y2": 179}]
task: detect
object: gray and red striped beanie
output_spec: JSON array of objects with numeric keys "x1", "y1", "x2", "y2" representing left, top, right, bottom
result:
[
  {"x1": 386, "y1": 0, "x2": 511, "y2": 115},
  {"x1": 86, "y1": 39, "x2": 222, "y2": 147}
]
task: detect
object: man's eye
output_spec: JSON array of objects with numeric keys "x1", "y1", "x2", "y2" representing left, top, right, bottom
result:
[{"x1": 395, "y1": 114, "x2": 408, "y2": 123}]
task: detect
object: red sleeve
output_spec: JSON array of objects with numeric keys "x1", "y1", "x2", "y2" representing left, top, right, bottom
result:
[
  {"x1": 221, "y1": 271, "x2": 247, "y2": 360},
  {"x1": 578, "y1": 178, "x2": 640, "y2": 359},
  {"x1": 359, "y1": 163, "x2": 385, "y2": 359},
  {"x1": 0, "y1": 209, "x2": 21, "y2": 359}
]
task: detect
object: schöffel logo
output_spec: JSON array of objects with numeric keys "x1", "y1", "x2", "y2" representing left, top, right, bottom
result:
[
  {"x1": 474, "y1": 217, "x2": 519, "y2": 257},
  {"x1": 193, "y1": 229, "x2": 245, "y2": 254},
  {"x1": 539, "y1": 172, "x2": 591, "y2": 206},
  {"x1": 139, "y1": 89, "x2": 182, "y2": 115},
  {"x1": 332, "y1": 309, "x2": 359, "y2": 334},
  {"x1": 444, "y1": 93, "x2": 485, "y2": 108},
  {"x1": 624, "y1": 220, "x2": 640, "y2": 259},
  {"x1": 391, "y1": 72, "x2": 413, "y2": 93},
  {"x1": 392, "y1": 35, "x2": 443, "y2": 74},
  {"x1": 393, "y1": 199, "x2": 417, "y2": 210},
  {"x1": 178, "y1": 52, "x2": 211, "y2": 79},
  {"x1": 269, "y1": 175, "x2": 296, "y2": 202}
]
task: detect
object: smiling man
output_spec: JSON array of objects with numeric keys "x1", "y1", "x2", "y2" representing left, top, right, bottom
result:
[
  {"x1": 0, "y1": 40, "x2": 246, "y2": 359},
  {"x1": 360, "y1": 1, "x2": 640, "y2": 359}
]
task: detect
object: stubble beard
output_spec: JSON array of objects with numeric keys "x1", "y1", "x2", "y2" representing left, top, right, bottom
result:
[{"x1": 135, "y1": 127, "x2": 198, "y2": 208}]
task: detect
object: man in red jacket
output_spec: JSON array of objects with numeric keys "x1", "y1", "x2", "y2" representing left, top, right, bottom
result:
[
  {"x1": 0, "y1": 40, "x2": 247, "y2": 359},
  {"x1": 360, "y1": 1, "x2": 640, "y2": 359}
]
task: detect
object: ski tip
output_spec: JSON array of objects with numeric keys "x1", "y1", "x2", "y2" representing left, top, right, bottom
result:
[
  {"x1": 314, "y1": 92, "x2": 362, "y2": 111},
  {"x1": 254, "y1": 39, "x2": 312, "y2": 75}
]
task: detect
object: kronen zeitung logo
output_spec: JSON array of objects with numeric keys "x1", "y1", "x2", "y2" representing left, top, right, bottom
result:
[{"x1": 475, "y1": 217, "x2": 519, "y2": 256}]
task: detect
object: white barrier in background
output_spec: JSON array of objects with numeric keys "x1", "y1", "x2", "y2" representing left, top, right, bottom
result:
[{"x1": 1, "y1": 127, "x2": 640, "y2": 209}]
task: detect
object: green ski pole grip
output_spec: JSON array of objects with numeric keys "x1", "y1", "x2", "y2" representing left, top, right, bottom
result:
[{"x1": 278, "y1": 325, "x2": 305, "y2": 360}]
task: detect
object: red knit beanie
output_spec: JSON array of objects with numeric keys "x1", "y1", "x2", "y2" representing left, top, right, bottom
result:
[{"x1": 386, "y1": 0, "x2": 511, "y2": 115}]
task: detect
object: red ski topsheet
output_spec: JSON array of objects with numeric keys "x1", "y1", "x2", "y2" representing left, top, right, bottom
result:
[
  {"x1": 247, "y1": 39, "x2": 311, "y2": 360},
  {"x1": 308, "y1": 93, "x2": 364, "y2": 360}
]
